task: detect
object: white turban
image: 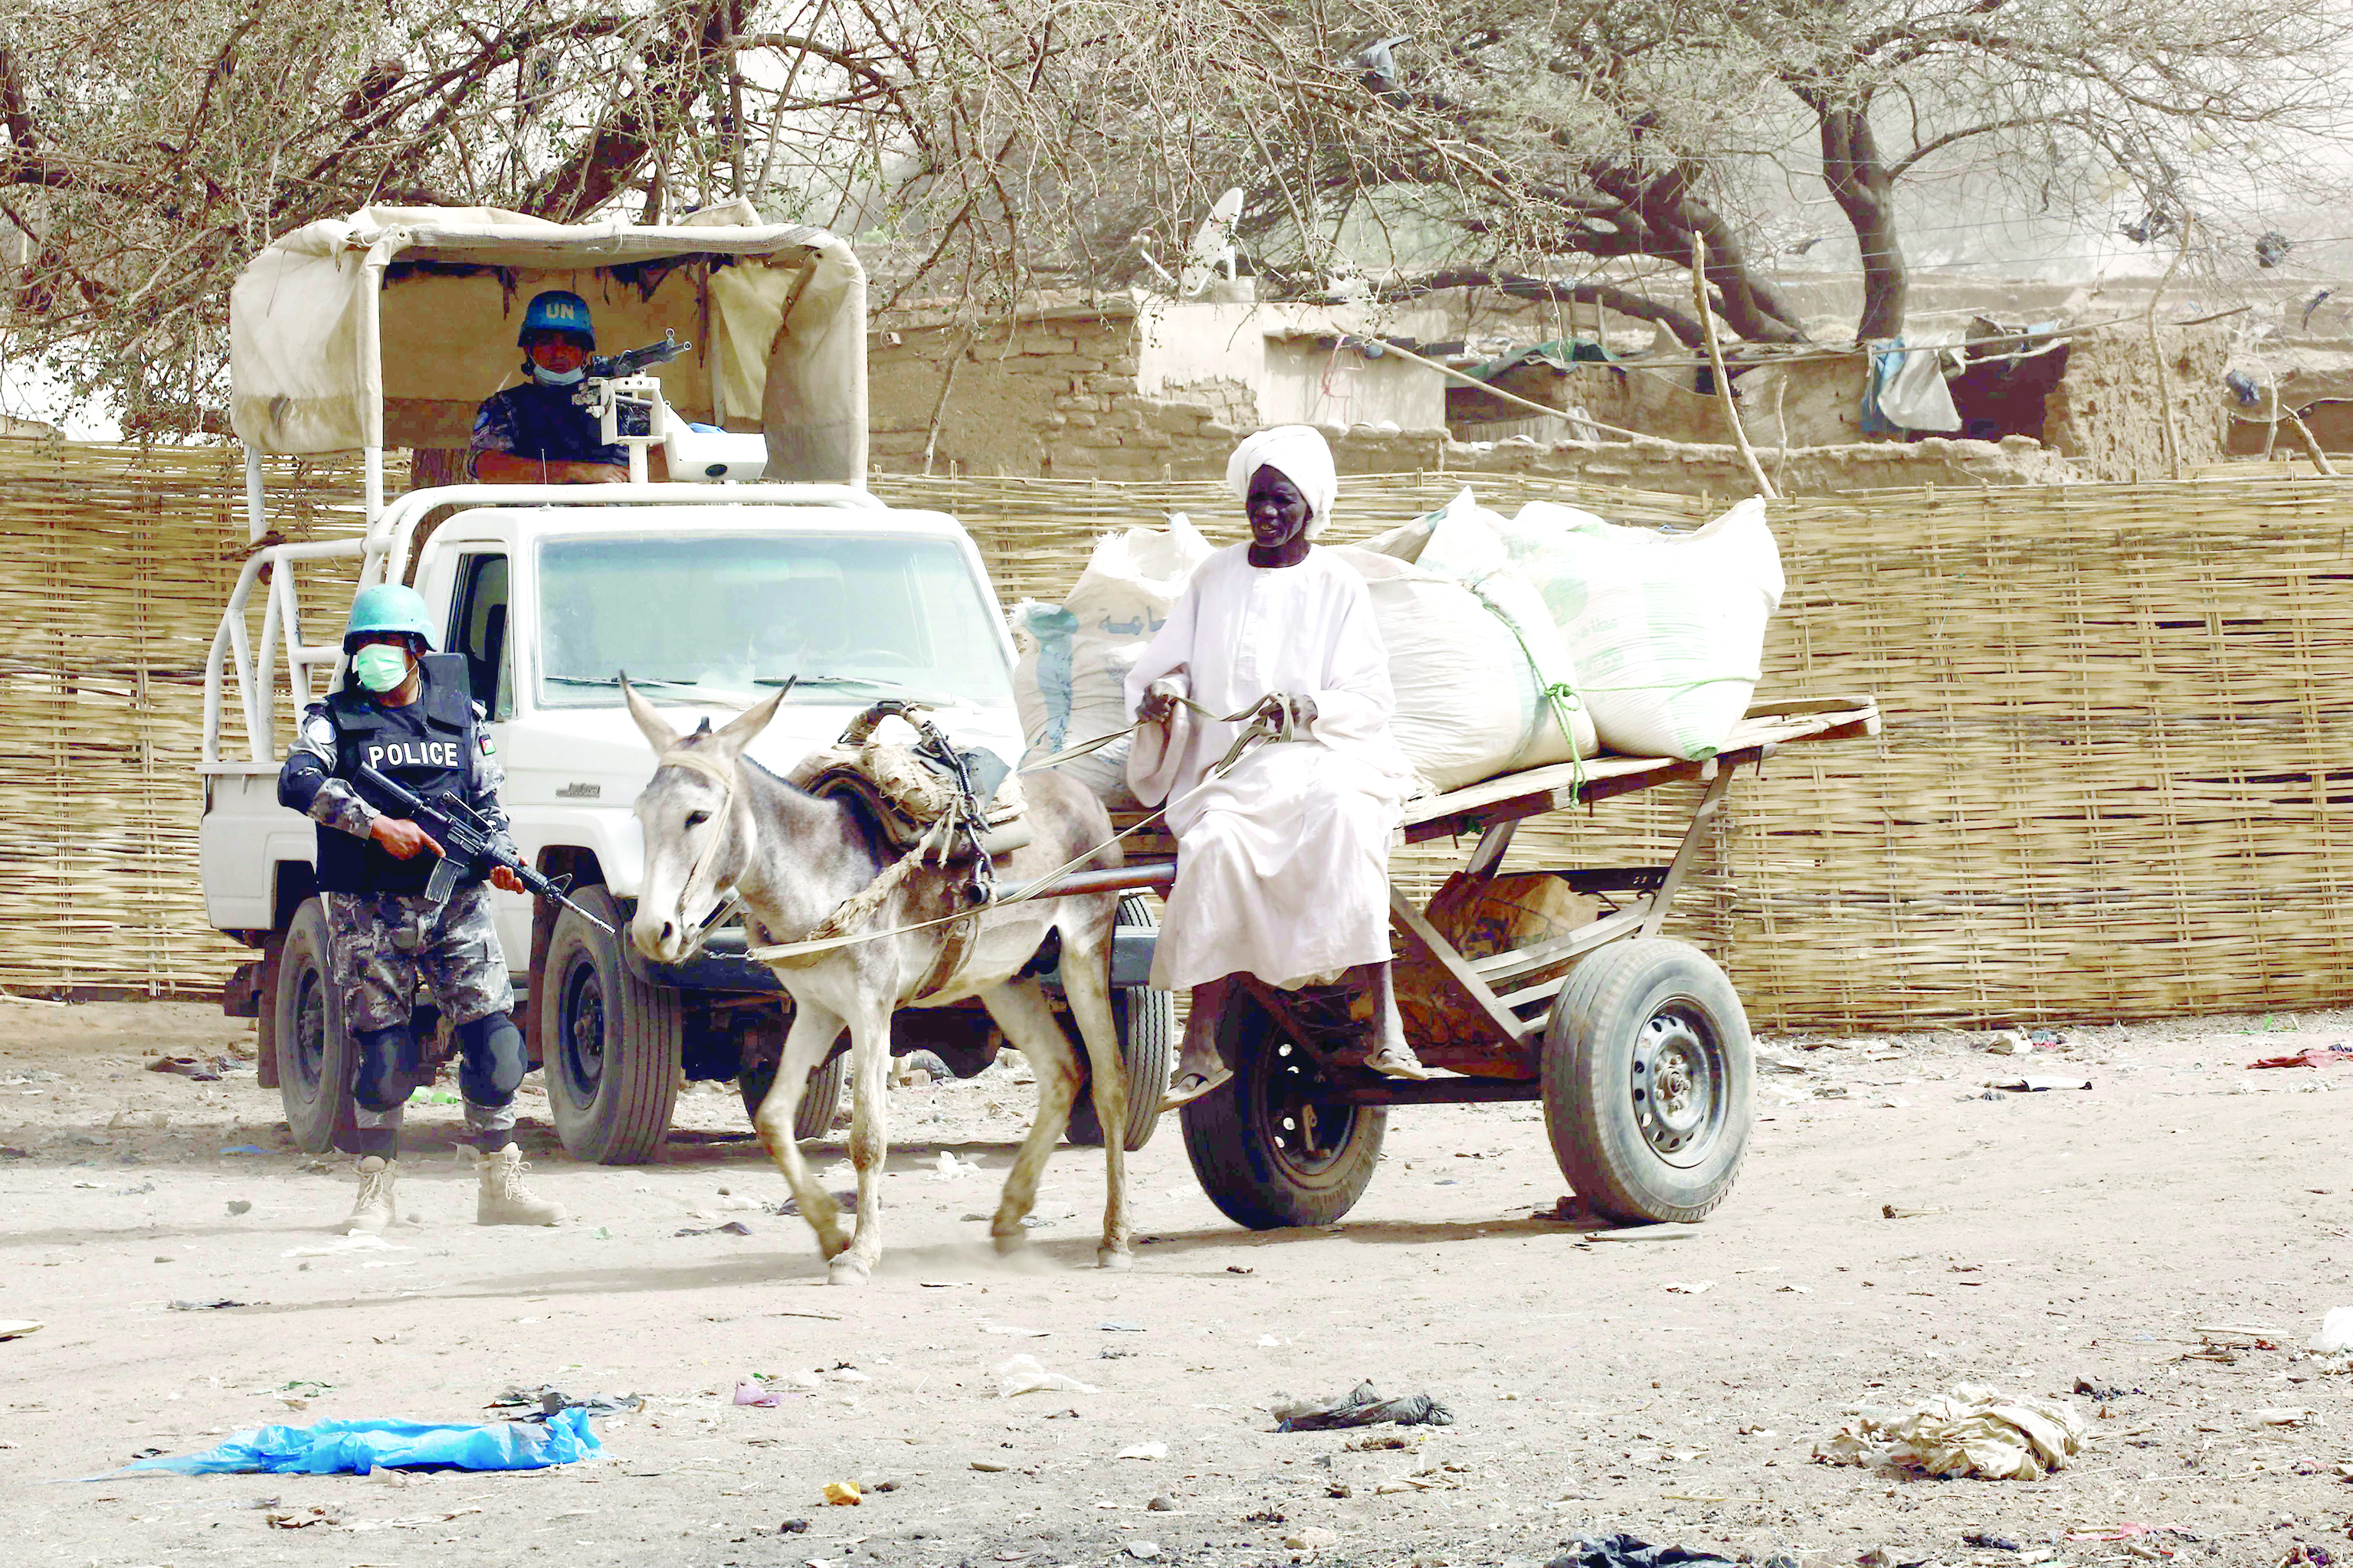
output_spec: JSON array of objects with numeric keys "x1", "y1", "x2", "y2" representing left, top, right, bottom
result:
[{"x1": 1226, "y1": 425, "x2": 1338, "y2": 539}]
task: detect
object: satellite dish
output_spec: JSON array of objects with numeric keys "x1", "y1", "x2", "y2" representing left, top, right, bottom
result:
[{"x1": 1178, "y1": 188, "x2": 1244, "y2": 299}]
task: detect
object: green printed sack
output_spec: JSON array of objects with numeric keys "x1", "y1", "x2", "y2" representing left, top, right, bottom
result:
[{"x1": 1491, "y1": 496, "x2": 1782, "y2": 761}]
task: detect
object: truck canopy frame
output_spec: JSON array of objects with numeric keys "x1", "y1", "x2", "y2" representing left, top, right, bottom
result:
[{"x1": 208, "y1": 204, "x2": 877, "y2": 776}]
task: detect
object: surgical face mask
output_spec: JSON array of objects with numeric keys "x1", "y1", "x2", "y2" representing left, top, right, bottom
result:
[
  {"x1": 352, "y1": 645, "x2": 412, "y2": 693},
  {"x1": 530, "y1": 362, "x2": 585, "y2": 387}
]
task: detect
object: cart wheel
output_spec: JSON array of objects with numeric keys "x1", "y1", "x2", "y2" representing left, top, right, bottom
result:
[
  {"x1": 1067, "y1": 895, "x2": 1174, "y2": 1151},
  {"x1": 542, "y1": 886, "x2": 680, "y2": 1164},
  {"x1": 1542, "y1": 938, "x2": 1753, "y2": 1225},
  {"x1": 1181, "y1": 988, "x2": 1385, "y2": 1229},
  {"x1": 739, "y1": 1041, "x2": 850, "y2": 1144},
  {"x1": 274, "y1": 896, "x2": 356, "y2": 1154}
]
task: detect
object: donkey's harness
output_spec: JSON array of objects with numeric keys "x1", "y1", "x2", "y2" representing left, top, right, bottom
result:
[{"x1": 666, "y1": 701, "x2": 1029, "y2": 1000}]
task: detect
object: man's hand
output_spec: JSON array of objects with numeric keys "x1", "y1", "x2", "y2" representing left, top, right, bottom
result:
[
  {"x1": 370, "y1": 817, "x2": 444, "y2": 861},
  {"x1": 1256, "y1": 692, "x2": 1317, "y2": 734},
  {"x1": 1137, "y1": 678, "x2": 1185, "y2": 725},
  {"x1": 490, "y1": 865, "x2": 526, "y2": 895}
]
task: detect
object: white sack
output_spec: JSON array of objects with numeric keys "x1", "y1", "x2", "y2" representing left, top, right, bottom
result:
[
  {"x1": 1339, "y1": 487, "x2": 1595, "y2": 793},
  {"x1": 1493, "y1": 496, "x2": 1784, "y2": 761},
  {"x1": 1013, "y1": 514, "x2": 1213, "y2": 805}
]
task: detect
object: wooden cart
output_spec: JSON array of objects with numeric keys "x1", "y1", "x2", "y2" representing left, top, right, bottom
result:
[{"x1": 1040, "y1": 695, "x2": 1880, "y2": 1230}]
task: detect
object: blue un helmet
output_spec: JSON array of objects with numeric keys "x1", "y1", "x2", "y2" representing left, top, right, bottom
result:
[
  {"x1": 343, "y1": 584, "x2": 438, "y2": 652},
  {"x1": 517, "y1": 290, "x2": 595, "y2": 350}
]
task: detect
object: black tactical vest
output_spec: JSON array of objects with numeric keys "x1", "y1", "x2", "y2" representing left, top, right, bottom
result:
[
  {"x1": 493, "y1": 381, "x2": 626, "y2": 466},
  {"x1": 315, "y1": 653, "x2": 480, "y2": 895}
]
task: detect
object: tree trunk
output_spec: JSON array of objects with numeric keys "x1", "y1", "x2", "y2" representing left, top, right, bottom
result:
[
  {"x1": 1817, "y1": 103, "x2": 1907, "y2": 342},
  {"x1": 1585, "y1": 163, "x2": 1808, "y2": 345}
]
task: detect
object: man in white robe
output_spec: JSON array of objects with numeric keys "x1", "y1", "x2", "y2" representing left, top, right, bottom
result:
[{"x1": 1125, "y1": 426, "x2": 1430, "y2": 1110}]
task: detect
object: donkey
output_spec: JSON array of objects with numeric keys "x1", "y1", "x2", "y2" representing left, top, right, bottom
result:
[{"x1": 623, "y1": 681, "x2": 1133, "y2": 1285}]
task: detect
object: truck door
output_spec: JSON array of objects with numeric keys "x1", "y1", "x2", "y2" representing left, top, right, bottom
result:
[{"x1": 446, "y1": 552, "x2": 531, "y2": 971}]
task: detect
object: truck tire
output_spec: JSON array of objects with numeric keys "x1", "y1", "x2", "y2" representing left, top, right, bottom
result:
[
  {"x1": 542, "y1": 886, "x2": 680, "y2": 1165},
  {"x1": 1066, "y1": 895, "x2": 1173, "y2": 1152},
  {"x1": 274, "y1": 897, "x2": 357, "y2": 1154},
  {"x1": 739, "y1": 1043, "x2": 850, "y2": 1144},
  {"x1": 1181, "y1": 988, "x2": 1385, "y2": 1230},
  {"x1": 1542, "y1": 938, "x2": 1754, "y2": 1226}
]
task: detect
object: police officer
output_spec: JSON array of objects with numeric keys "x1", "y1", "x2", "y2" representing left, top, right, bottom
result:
[
  {"x1": 278, "y1": 584, "x2": 566, "y2": 1233},
  {"x1": 469, "y1": 290, "x2": 667, "y2": 484}
]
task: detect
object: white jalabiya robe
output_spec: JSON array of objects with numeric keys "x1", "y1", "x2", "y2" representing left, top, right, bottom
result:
[{"x1": 1124, "y1": 544, "x2": 1414, "y2": 993}]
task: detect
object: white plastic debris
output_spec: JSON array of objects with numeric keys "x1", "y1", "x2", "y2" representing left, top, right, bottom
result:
[
  {"x1": 1815, "y1": 1383, "x2": 2086, "y2": 1480},
  {"x1": 2310, "y1": 1307, "x2": 2353, "y2": 1354},
  {"x1": 995, "y1": 1354, "x2": 1099, "y2": 1398},
  {"x1": 932, "y1": 1151, "x2": 982, "y2": 1180},
  {"x1": 1116, "y1": 1441, "x2": 1168, "y2": 1460}
]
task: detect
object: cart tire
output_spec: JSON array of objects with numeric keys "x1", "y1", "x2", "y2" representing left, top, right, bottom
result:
[
  {"x1": 542, "y1": 886, "x2": 680, "y2": 1164},
  {"x1": 1542, "y1": 938, "x2": 1753, "y2": 1225},
  {"x1": 1181, "y1": 989, "x2": 1385, "y2": 1229},
  {"x1": 1067, "y1": 895, "x2": 1173, "y2": 1151},
  {"x1": 274, "y1": 897, "x2": 357, "y2": 1154},
  {"x1": 739, "y1": 1043, "x2": 850, "y2": 1144}
]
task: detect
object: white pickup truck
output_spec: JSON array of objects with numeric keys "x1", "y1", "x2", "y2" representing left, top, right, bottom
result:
[{"x1": 198, "y1": 208, "x2": 1166, "y2": 1164}]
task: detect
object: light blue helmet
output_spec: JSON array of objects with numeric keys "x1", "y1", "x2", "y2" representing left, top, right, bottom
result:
[
  {"x1": 344, "y1": 584, "x2": 437, "y2": 651},
  {"x1": 518, "y1": 289, "x2": 595, "y2": 349}
]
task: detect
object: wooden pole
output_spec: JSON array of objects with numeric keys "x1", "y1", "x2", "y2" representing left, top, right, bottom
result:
[
  {"x1": 2287, "y1": 406, "x2": 2342, "y2": 478},
  {"x1": 1690, "y1": 237, "x2": 1779, "y2": 500},
  {"x1": 2145, "y1": 221, "x2": 2190, "y2": 482}
]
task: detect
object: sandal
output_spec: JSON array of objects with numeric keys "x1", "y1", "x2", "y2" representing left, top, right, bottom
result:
[
  {"x1": 1157, "y1": 1064, "x2": 1234, "y2": 1114},
  {"x1": 1364, "y1": 1043, "x2": 1434, "y2": 1081}
]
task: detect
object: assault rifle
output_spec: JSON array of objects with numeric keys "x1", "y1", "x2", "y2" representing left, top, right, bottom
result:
[
  {"x1": 577, "y1": 330, "x2": 689, "y2": 389},
  {"x1": 359, "y1": 764, "x2": 614, "y2": 935},
  {"x1": 572, "y1": 332, "x2": 690, "y2": 438}
]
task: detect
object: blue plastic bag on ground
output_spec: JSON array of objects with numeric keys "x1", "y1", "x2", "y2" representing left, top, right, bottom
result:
[{"x1": 115, "y1": 1408, "x2": 601, "y2": 1475}]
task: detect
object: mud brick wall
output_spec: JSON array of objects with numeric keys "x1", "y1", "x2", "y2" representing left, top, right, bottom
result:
[{"x1": 869, "y1": 309, "x2": 1257, "y2": 480}]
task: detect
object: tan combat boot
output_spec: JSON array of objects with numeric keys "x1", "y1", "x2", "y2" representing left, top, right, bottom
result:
[
  {"x1": 475, "y1": 1143, "x2": 565, "y2": 1226},
  {"x1": 344, "y1": 1155, "x2": 398, "y2": 1235}
]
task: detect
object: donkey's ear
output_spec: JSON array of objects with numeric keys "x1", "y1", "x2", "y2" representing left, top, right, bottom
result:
[
  {"x1": 709, "y1": 683, "x2": 788, "y2": 761},
  {"x1": 621, "y1": 673, "x2": 680, "y2": 754}
]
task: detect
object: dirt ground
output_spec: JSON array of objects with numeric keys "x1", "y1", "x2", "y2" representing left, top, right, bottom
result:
[{"x1": 1, "y1": 996, "x2": 2348, "y2": 1568}]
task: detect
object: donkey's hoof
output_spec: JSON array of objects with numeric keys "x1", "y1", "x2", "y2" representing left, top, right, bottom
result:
[
  {"x1": 991, "y1": 1229, "x2": 1029, "y2": 1257},
  {"x1": 827, "y1": 1255, "x2": 873, "y2": 1287},
  {"x1": 1096, "y1": 1246, "x2": 1133, "y2": 1272},
  {"x1": 815, "y1": 1232, "x2": 852, "y2": 1262}
]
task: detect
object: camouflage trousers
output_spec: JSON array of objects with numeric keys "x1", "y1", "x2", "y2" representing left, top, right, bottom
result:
[{"x1": 326, "y1": 885, "x2": 519, "y2": 1138}]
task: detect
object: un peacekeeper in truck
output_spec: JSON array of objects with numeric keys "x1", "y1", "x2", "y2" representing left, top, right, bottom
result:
[
  {"x1": 277, "y1": 584, "x2": 568, "y2": 1234},
  {"x1": 469, "y1": 289, "x2": 668, "y2": 484}
]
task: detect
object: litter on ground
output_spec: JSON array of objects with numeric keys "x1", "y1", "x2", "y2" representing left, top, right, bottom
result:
[
  {"x1": 995, "y1": 1354, "x2": 1099, "y2": 1397},
  {"x1": 2248, "y1": 1046, "x2": 2353, "y2": 1069},
  {"x1": 1271, "y1": 1380, "x2": 1454, "y2": 1432},
  {"x1": 1548, "y1": 1534, "x2": 1737, "y2": 1567},
  {"x1": 1814, "y1": 1383, "x2": 2086, "y2": 1479},
  {"x1": 110, "y1": 1409, "x2": 603, "y2": 1475}
]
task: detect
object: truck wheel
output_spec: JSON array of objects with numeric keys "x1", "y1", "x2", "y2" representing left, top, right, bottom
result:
[
  {"x1": 1066, "y1": 895, "x2": 1173, "y2": 1151},
  {"x1": 542, "y1": 886, "x2": 680, "y2": 1164},
  {"x1": 274, "y1": 898, "x2": 356, "y2": 1154},
  {"x1": 1542, "y1": 938, "x2": 1754, "y2": 1226},
  {"x1": 739, "y1": 1044, "x2": 850, "y2": 1144},
  {"x1": 1181, "y1": 988, "x2": 1384, "y2": 1230}
]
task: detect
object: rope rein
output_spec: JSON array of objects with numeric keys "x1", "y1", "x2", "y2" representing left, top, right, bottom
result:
[{"x1": 733, "y1": 696, "x2": 1286, "y2": 965}]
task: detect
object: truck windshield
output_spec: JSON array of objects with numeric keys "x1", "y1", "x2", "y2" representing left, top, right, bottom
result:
[{"x1": 534, "y1": 532, "x2": 1015, "y2": 711}]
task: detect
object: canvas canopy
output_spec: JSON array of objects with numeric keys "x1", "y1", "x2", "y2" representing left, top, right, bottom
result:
[{"x1": 230, "y1": 202, "x2": 867, "y2": 483}]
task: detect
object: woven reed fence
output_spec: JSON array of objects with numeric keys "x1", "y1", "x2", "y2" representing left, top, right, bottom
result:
[
  {"x1": 0, "y1": 442, "x2": 366, "y2": 995},
  {"x1": 8, "y1": 442, "x2": 2353, "y2": 1031},
  {"x1": 873, "y1": 470, "x2": 2353, "y2": 1031}
]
